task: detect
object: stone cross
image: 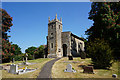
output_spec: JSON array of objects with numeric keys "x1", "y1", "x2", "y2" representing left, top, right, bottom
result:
[{"x1": 25, "y1": 53, "x2": 28, "y2": 62}]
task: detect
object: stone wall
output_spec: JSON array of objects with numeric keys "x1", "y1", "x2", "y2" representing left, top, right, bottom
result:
[
  {"x1": 48, "y1": 22, "x2": 56, "y2": 57},
  {"x1": 47, "y1": 16, "x2": 63, "y2": 58},
  {"x1": 71, "y1": 33, "x2": 85, "y2": 57},
  {"x1": 56, "y1": 21, "x2": 62, "y2": 57},
  {"x1": 62, "y1": 32, "x2": 71, "y2": 56}
]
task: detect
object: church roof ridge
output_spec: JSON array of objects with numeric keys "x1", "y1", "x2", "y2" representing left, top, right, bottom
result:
[{"x1": 71, "y1": 33, "x2": 84, "y2": 41}]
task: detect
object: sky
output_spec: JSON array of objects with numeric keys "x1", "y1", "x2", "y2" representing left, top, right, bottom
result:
[{"x1": 2, "y1": 2, "x2": 93, "y2": 53}]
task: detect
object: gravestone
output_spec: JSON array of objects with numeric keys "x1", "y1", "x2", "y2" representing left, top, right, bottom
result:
[
  {"x1": 112, "y1": 74, "x2": 117, "y2": 78},
  {"x1": 83, "y1": 66, "x2": 94, "y2": 74},
  {"x1": 64, "y1": 64, "x2": 76, "y2": 73},
  {"x1": 12, "y1": 58, "x2": 15, "y2": 63},
  {"x1": 68, "y1": 56, "x2": 73, "y2": 60},
  {"x1": 9, "y1": 64, "x2": 18, "y2": 74},
  {"x1": 23, "y1": 57, "x2": 24, "y2": 61}
]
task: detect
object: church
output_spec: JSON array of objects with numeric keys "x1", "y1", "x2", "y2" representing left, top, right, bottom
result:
[{"x1": 47, "y1": 14, "x2": 85, "y2": 58}]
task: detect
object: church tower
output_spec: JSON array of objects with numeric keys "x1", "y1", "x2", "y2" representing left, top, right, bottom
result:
[{"x1": 47, "y1": 14, "x2": 63, "y2": 58}]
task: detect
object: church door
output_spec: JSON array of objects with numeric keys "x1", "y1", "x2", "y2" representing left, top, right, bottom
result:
[{"x1": 63, "y1": 44, "x2": 67, "y2": 57}]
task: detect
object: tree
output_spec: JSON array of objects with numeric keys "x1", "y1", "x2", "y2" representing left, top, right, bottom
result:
[
  {"x1": 85, "y1": 2, "x2": 120, "y2": 60},
  {"x1": 25, "y1": 46, "x2": 37, "y2": 59},
  {"x1": 1, "y1": 8, "x2": 15, "y2": 63},
  {"x1": 34, "y1": 45, "x2": 45, "y2": 58},
  {"x1": 87, "y1": 38, "x2": 113, "y2": 69},
  {"x1": 25, "y1": 46, "x2": 37, "y2": 55},
  {"x1": 11, "y1": 44, "x2": 22, "y2": 55}
]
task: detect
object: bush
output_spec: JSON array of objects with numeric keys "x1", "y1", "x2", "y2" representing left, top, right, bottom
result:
[
  {"x1": 86, "y1": 38, "x2": 113, "y2": 69},
  {"x1": 14, "y1": 55, "x2": 23, "y2": 61},
  {"x1": 81, "y1": 51, "x2": 86, "y2": 59},
  {"x1": 27, "y1": 53, "x2": 33, "y2": 60}
]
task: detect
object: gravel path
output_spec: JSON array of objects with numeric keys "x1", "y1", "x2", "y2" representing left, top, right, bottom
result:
[{"x1": 37, "y1": 58, "x2": 61, "y2": 79}]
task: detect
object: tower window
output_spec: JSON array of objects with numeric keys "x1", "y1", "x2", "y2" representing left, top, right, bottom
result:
[
  {"x1": 59, "y1": 25, "x2": 60, "y2": 29},
  {"x1": 51, "y1": 43, "x2": 53, "y2": 48},
  {"x1": 52, "y1": 25, "x2": 53, "y2": 29},
  {"x1": 51, "y1": 33, "x2": 53, "y2": 35}
]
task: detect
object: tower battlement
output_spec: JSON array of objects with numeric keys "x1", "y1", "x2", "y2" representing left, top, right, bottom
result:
[{"x1": 48, "y1": 14, "x2": 62, "y2": 24}]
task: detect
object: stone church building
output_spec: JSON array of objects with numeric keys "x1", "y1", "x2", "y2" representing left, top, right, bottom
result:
[{"x1": 47, "y1": 14, "x2": 85, "y2": 58}]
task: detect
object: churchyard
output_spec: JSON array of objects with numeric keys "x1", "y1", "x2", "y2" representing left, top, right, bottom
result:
[
  {"x1": 52, "y1": 57, "x2": 118, "y2": 78},
  {"x1": 1, "y1": 57, "x2": 119, "y2": 78},
  {"x1": 1, "y1": 58, "x2": 53, "y2": 78}
]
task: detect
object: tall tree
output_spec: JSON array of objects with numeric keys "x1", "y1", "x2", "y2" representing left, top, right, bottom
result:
[
  {"x1": 85, "y1": 2, "x2": 120, "y2": 60},
  {"x1": 25, "y1": 46, "x2": 37, "y2": 59},
  {"x1": 1, "y1": 9, "x2": 15, "y2": 62},
  {"x1": 11, "y1": 44, "x2": 22, "y2": 55},
  {"x1": 25, "y1": 46, "x2": 37, "y2": 55},
  {"x1": 34, "y1": 45, "x2": 45, "y2": 58}
]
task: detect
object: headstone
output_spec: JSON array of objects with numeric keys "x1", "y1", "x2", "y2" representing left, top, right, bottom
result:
[
  {"x1": 68, "y1": 56, "x2": 73, "y2": 60},
  {"x1": 9, "y1": 64, "x2": 18, "y2": 74},
  {"x1": 112, "y1": 74, "x2": 117, "y2": 78},
  {"x1": 23, "y1": 57, "x2": 24, "y2": 61},
  {"x1": 12, "y1": 58, "x2": 15, "y2": 63},
  {"x1": 66, "y1": 64, "x2": 72, "y2": 72},
  {"x1": 83, "y1": 66, "x2": 94, "y2": 74},
  {"x1": 44, "y1": 55, "x2": 45, "y2": 58},
  {"x1": 64, "y1": 64, "x2": 76, "y2": 73}
]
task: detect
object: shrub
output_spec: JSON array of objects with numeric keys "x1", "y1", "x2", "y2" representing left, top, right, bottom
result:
[
  {"x1": 86, "y1": 38, "x2": 113, "y2": 69},
  {"x1": 27, "y1": 53, "x2": 33, "y2": 60},
  {"x1": 81, "y1": 51, "x2": 86, "y2": 59},
  {"x1": 14, "y1": 55, "x2": 23, "y2": 61}
]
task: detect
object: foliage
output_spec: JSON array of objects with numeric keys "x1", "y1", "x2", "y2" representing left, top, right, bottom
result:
[
  {"x1": 27, "y1": 53, "x2": 33, "y2": 60},
  {"x1": 25, "y1": 45, "x2": 47, "y2": 59},
  {"x1": 34, "y1": 45, "x2": 45, "y2": 58},
  {"x1": 11, "y1": 44, "x2": 22, "y2": 55},
  {"x1": 80, "y1": 51, "x2": 86, "y2": 59},
  {"x1": 14, "y1": 54, "x2": 23, "y2": 61},
  {"x1": 85, "y1": 2, "x2": 120, "y2": 60},
  {"x1": 25, "y1": 46, "x2": 37, "y2": 59},
  {"x1": 1, "y1": 9, "x2": 23, "y2": 63},
  {"x1": 1, "y1": 9, "x2": 14, "y2": 63},
  {"x1": 86, "y1": 38, "x2": 113, "y2": 69},
  {"x1": 25, "y1": 46, "x2": 37, "y2": 55}
]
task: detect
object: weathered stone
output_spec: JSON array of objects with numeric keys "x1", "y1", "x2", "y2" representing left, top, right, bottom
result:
[
  {"x1": 9, "y1": 64, "x2": 18, "y2": 74},
  {"x1": 64, "y1": 64, "x2": 76, "y2": 73},
  {"x1": 83, "y1": 66, "x2": 94, "y2": 74},
  {"x1": 47, "y1": 14, "x2": 85, "y2": 58},
  {"x1": 112, "y1": 74, "x2": 117, "y2": 78}
]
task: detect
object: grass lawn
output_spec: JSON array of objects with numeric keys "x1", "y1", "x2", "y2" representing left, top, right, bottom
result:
[
  {"x1": 2, "y1": 58, "x2": 54, "y2": 78},
  {"x1": 52, "y1": 57, "x2": 119, "y2": 78}
]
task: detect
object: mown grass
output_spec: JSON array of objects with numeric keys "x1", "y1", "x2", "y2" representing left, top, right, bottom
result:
[
  {"x1": 52, "y1": 57, "x2": 119, "y2": 78},
  {"x1": 2, "y1": 58, "x2": 54, "y2": 78}
]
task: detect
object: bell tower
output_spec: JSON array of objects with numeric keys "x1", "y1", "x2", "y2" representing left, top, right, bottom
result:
[{"x1": 47, "y1": 14, "x2": 63, "y2": 58}]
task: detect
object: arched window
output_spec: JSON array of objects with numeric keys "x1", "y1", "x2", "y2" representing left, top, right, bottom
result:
[{"x1": 59, "y1": 25, "x2": 60, "y2": 29}]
